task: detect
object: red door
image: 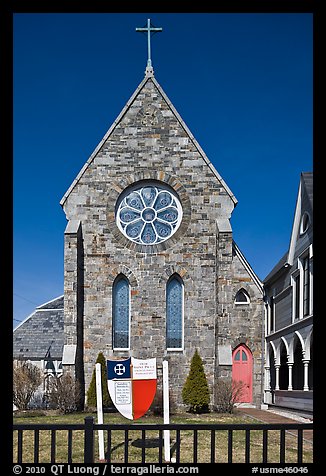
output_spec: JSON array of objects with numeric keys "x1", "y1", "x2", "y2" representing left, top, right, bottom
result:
[{"x1": 232, "y1": 345, "x2": 253, "y2": 403}]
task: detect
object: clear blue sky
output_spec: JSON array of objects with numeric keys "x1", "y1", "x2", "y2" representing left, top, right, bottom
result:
[{"x1": 13, "y1": 12, "x2": 313, "y2": 327}]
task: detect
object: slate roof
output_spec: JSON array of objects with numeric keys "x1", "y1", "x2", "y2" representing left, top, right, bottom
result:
[{"x1": 13, "y1": 296, "x2": 64, "y2": 361}]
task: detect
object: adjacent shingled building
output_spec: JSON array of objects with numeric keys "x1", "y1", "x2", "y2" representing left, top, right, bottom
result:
[
  {"x1": 13, "y1": 296, "x2": 64, "y2": 362},
  {"x1": 263, "y1": 172, "x2": 313, "y2": 413}
]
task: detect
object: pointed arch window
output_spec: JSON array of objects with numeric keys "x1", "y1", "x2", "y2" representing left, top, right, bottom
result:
[
  {"x1": 112, "y1": 275, "x2": 130, "y2": 350},
  {"x1": 166, "y1": 275, "x2": 183, "y2": 350},
  {"x1": 234, "y1": 288, "x2": 250, "y2": 305}
]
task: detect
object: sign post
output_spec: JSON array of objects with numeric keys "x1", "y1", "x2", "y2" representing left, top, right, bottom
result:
[
  {"x1": 95, "y1": 363, "x2": 105, "y2": 461},
  {"x1": 163, "y1": 359, "x2": 171, "y2": 462}
]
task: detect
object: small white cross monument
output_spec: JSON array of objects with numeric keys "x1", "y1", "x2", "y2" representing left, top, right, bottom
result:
[{"x1": 136, "y1": 18, "x2": 162, "y2": 73}]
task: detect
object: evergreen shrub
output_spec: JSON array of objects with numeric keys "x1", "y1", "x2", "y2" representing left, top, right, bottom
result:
[
  {"x1": 86, "y1": 352, "x2": 112, "y2": 409},
  {"x1": 182, "y1": 349, "x2": 210, "y2": 413}
]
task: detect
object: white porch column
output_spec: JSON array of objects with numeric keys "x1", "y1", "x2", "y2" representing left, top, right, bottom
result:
[
  {"x1": 275, "y1": 364, "x2": 280, "y2": 391},
  {"x1": 303, "y1": 360, "x2": 310, "y2": 391},
  {"x1": 264, "y1": 366, "x2": 271, "y2": 391},
  {"x1": 264, "y1": 365, "x2": 272, "y2": 404},
  {"x1": 287, "y1": 363, "x2": 293, "y2": 391}
]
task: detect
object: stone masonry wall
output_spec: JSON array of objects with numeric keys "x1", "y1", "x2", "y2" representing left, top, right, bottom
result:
[{"x1": 62, "y1": 76, "x2": 263, "y2": 409}]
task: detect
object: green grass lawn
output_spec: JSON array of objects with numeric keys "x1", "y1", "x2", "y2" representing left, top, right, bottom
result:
[{"x1": 13, "y1": 410, "x2": 313, "y2": 464}]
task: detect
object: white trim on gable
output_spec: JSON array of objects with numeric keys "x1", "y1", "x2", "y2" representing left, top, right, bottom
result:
[
  {"x1": 232, "y1": 241, "x2": 263, "y2": 294},
  {"x1": 13, "y1": 309, "x2": 38, "y2": 332},
  {"x1": 288, "y1": 180, "x2": 302, "y2": 266},
  {"x1": 13, "y1": 295, "x2": 64, "y2": 332},
  {"x1": 35, "y1": 295, "x2": 64, "y2": 310}
]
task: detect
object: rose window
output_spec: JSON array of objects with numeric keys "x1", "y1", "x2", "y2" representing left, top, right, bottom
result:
[{"x1": 116, "y1": 184, "x2": 183, "y2": 245}]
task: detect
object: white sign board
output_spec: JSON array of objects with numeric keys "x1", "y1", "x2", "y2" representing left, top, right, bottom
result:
[
  {"x1": 132, "y1": 357, "x2": 157, "y2": 380},
  {"x1": 62, "y1": 344, "x2": 76, "y2": 365},
  {"x1": 115, "y1": 381, "x2": 131, "y2": 405}
]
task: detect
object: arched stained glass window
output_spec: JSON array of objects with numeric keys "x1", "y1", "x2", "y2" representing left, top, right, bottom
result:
[
  {"x1": 166, "y1": 275, "x2": 183, "y2": 350},
  {"x1": 112, "y1": 275, "x2": 130, "y2": 349}
]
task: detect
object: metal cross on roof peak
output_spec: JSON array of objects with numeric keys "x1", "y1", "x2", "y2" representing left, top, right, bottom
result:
[{"x1": 136, "y1": 18, "x2": 162, "y2": 74}]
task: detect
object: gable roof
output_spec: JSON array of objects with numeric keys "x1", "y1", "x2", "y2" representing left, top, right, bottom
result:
[
  {"x1": 13, "y1": 296, "x2": 64, "y2": 360},
  {"x1": 287, "y1": 171, "x2": 313, "y2": 266},
  {"x1": 264, "y1": 172, "x2": 313, "y2": 283},
  {"x1": 60, "y1": 70, "x2": 237, "y2": 207}
]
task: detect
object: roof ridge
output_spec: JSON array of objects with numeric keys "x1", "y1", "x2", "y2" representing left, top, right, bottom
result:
[{"x1": 60, "y1": 75, "x2": 237, "y2": 207}]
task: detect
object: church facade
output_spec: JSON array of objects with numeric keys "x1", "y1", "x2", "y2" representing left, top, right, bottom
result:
[{"x1": 60, "y1": 65, "x2": 264, "y2": 410}]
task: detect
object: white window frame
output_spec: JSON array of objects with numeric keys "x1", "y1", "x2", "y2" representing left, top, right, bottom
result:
[
  {"x1": 268, "y1": 290, "x2": 275, "y2": 334},
  {"x1": 295, "y1": 245, "x2": 313, "y2": 320},
  {"x1": 116, "y1": 182, "x2": 183, "y2": 246},
  {"x1": 300, "y1": 211, "x2": 311, "y2": 235},
  {"x1": 234, "y1": 289, "x2": 250, "y2": 305},
  {"x1": 291, "y1": 269, "x2": 300, "y2": 323}
]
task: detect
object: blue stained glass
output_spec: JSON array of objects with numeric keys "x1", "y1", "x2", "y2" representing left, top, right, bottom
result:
[
  {"x1": 126, "y1": 192, "x2": 143, "y2": 210},
  {"x1": 154, "y1": 192, "x2": 172, "y2": 210},
  {"x1": 154, "y1": 220, "x2": 172, "y2": 238},
  {"x1": 141, "y1": 223, "x2": 156, "y2": 244},
  {"x1": 113, "y1": 276, "x2": 130, "y2": 349},
  {"x1": 142, "y1": 208, "x2": 156, "y2": 222},
  {"x1": 120, "y1": 208, "x2": 140, "y2": 223},
  {"x1": 117, "y1": 185, "x2": 182, "y2": 245},
  {"x1": 141, "y1": 186, "x2": 156, "y2": 207},
  {"x1": 157, "y1": 208, "x2": 178, "y2": 223},
  {"x1": 166, "y1": 276, "x2": 183, "y2": 349},
  {"x1": 126, "y1": 220, "x2": 143, "y2": 238}
]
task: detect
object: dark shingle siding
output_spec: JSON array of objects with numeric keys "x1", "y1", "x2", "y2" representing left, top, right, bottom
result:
[
  {"x1": 301, "y1": 172, "x2": 313, "y2": 208},
  {"x1": 13, "y1": 296, "x2": 64, "y2": 360},
  {"x1": 263, "y1": 251, "x2": 288, "y2": 284}
]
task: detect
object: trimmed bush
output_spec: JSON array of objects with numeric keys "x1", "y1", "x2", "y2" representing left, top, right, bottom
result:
[
  {"x1": 182, "y1": 349, "x2": 210, "y2": 413},
  {"x1": 86, "y1": 352, "x2": 112, "y2": 409}
]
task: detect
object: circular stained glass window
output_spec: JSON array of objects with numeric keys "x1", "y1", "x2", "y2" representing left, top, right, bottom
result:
[{"x1": 116, "y1": 183, "x2": 183, "y2": 245}]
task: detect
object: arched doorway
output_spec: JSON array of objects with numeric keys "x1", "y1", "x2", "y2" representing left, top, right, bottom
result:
[
  {"x1": 279, "y1": 340, "x2": 289, "y2": 390},
  {"x1": 268, "y1": 344, "x2": 276, "y2": 403},
  {"x1": 308, "y1": 333, "x2": 313, "y2": 389},
  {"x1": 292, "y1": 335, "x2": 304, "y2": 390},
  {"x1": 232, "y1": 344, "x2": 253, "y2": 403}
]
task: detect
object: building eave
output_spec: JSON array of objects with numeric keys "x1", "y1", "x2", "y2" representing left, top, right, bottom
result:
[{"x1": 232, "y1": 240, "x2": 263, "y2": 293}]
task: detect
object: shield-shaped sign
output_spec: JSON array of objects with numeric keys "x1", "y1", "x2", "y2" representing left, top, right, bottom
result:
[{"x1": 107, "y1": 357, "x2": 157, "y2": 420}]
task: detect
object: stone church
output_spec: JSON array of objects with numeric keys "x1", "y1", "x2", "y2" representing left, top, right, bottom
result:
[
  {"x1": 14, "y1": 22, "x2": 266, "y2": 409},
  {"x1": 58, "y1": 52, "x2": 264, "y2": 410}
]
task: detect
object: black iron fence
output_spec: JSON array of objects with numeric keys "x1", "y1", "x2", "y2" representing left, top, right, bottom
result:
[{"x1": 13, "y1": 416, "x2": 313, "y2": 464}]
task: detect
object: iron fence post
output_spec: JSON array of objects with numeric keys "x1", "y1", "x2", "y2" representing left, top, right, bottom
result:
[{"x1": 84, "y1": 416, "x2": 94, "y2": 463}]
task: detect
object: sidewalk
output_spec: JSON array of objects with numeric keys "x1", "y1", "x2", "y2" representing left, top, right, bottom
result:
[{"x1": 236, "y1": 407, "x2": 313, "y2": 444}]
